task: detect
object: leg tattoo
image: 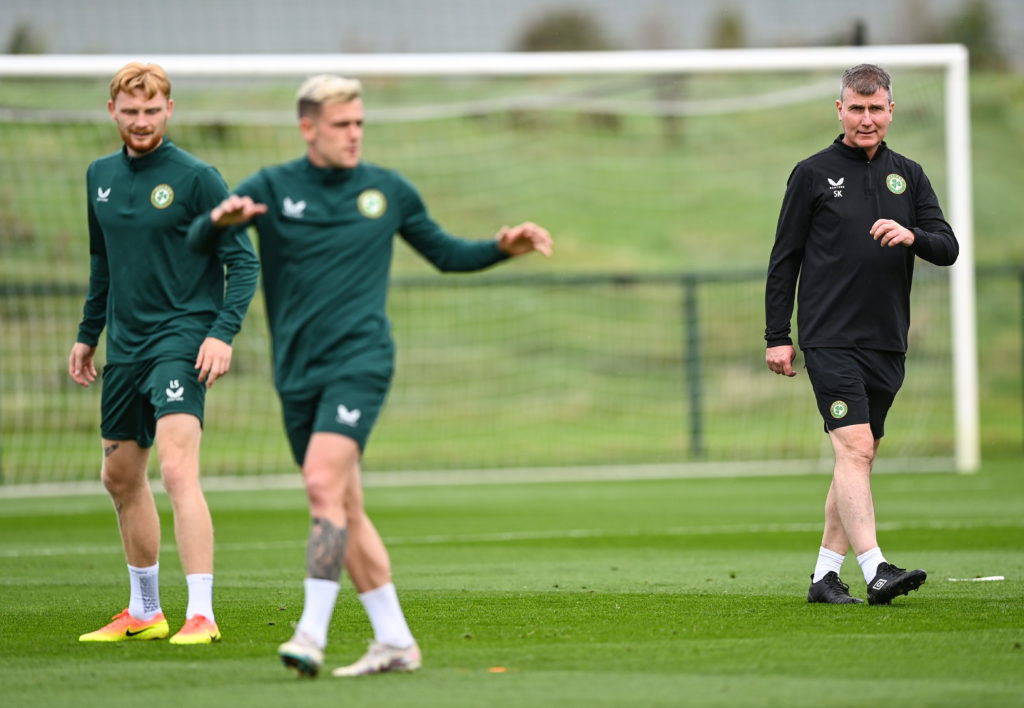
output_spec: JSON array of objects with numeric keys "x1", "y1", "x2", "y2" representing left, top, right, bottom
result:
[
  {"x1": 307, "y1": 517, "x2": 348, "y2": 581},
  {"x1": 104, "y1": 443, "x2": 120, "y2": 458}
]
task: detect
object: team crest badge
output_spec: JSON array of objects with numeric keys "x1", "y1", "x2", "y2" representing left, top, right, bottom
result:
[
  {"x1": 830, "y1": 400, "x2": 849, "y2": 419},
  {"x1": 885, "y1": 173, "x2": 907, "y2": 195},
  {"x1": 151, "y1": 184, "x2": 175, "y2": 208},
  {"x1": 357, "y1": 189, "x2": 387, "y2": 219}
]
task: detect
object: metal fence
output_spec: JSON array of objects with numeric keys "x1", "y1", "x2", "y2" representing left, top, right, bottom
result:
[{"x1": 1, "y1": 265, "x2": 1020, "y2": 485}]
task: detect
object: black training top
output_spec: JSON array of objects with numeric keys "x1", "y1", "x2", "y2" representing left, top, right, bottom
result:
[{"x1": 764, "y1": 135, "x2": 958, "y2": 353}]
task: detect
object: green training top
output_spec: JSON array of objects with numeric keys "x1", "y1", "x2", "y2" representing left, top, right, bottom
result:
[
  {"x1": 77, "y1": 140, "x2": 259, "y2": 363},
  {"x1": 188, "y1": 158, "x2": 509, "y2": 396}
]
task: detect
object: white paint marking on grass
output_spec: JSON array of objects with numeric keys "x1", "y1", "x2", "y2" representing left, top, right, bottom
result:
[
  {"x1": 397, "y1": 517, "x2": 1024, "y2": 545},
  {"x1": 2, "y1": 517, "x2": 1020, "y2": 559},
  {"x1": 0, "y1": 539, "x2": 304, "y2": 559},
  {"x1": 0, "y1": 457, "x2": 957, "y2": 499},
  {"x1": 946, "y1": 576, "x2": 1006, "y2": 582}
]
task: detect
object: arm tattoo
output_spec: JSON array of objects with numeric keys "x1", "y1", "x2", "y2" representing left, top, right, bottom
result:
[
  {"x1": 306, "y1": 517, "x2": 348, "y2": 581},
  {"x1": 103, "y1": 443, "x2": 120, "y2": 458}
]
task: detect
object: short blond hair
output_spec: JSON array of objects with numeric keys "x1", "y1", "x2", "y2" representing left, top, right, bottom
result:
[
  {"x1": 296, "y1": 75, "x2": 362, "y2": 118},
  {"x1": 109, "y1": 62, "x2": 171, "y2": 101}
]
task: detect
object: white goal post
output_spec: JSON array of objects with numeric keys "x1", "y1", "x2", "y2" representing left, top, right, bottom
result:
[{"x1": 0, "y1": 45, "x2": 979, "y2": 473}]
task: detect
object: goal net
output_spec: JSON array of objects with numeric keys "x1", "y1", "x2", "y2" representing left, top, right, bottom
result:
[{"x1": 0, "y1": 48, "x2": 977, "y2": 484}]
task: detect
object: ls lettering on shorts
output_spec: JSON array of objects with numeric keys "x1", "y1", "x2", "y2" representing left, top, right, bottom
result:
[{"x1": 101, "y1": 358, "x2": 206, "y2": 446}]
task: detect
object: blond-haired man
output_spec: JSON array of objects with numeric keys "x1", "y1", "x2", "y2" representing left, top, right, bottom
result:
[
  {"x1": 70, "y1": 62, "x2": 258, "y2": 644},
  {"x1": 189, "y1": 74, "x2": 552, "y2": 676}
]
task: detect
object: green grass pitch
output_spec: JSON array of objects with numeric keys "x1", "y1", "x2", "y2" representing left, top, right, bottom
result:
[{"x1": 1, "y1": 460, "x2": 1022, "y2": 707}]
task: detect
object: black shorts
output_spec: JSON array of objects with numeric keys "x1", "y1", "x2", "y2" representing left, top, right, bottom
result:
[{"x1": 803, "y1": 347, "x2": 905, "y2": 439}]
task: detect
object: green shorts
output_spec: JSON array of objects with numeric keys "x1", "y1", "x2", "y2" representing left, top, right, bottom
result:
[
  {"x1": 279, "y1": 373, "x2": 391, "y2": 465},
  {"x1": 101, "y1": 358, "x2": 206, "y2": 447}
]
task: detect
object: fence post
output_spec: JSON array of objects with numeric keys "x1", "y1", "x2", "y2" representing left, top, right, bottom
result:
[{"x1": 682, "y1": 276, "x2": 704, "y2": 459}]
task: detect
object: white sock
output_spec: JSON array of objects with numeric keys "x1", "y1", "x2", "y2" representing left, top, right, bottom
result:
[
  {"x1": 128, "y1": 563, "x2": 161, "y2": 620},
  {"x1": 358, "y1": 582, "x2": 415, "y2": 648},
  {"x1": 857, "y1": 547, "x2": 887, "y2": 584},
  {"x1": 811, "y1": 547, "x2": 846, "y2": 582},
  {"x1": 185, "y1": 573, "x2": 215, "y2": 621},
  {"x1": 296, "y1": 578, "x2": 341, "y2": 649}
]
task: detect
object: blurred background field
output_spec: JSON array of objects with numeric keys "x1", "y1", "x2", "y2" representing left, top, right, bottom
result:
[
  {"x1": 1, "y1": 0, "x2": 1022, "y2": 484},
  {"x1": 1, "y1": 69, "x2": 1022, "y2": 482},
  {"x1": 5, "y1": 69, "x2": 1015, "y2": 482}
]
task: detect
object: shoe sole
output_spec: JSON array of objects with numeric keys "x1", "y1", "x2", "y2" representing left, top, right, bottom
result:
[
  {"x1": 333, "y1": 662, "x2": 421, "y2": 677},
  {"x1": 280, "y1": 652, "x2": 320, "y2": 678},
  {"x1": 79, "y1": 635, "x2": 166, "y2": 642},
  {"x1": 80, "y1": 627, "x2": 169, "y2": 642},
  {"x1": 808, "y1": 596, "x2": 864, "y2": 604},
  {"x1": 169, "y1": 635, "x2": 221, "y2": 645},
  {"x1": 868, "y1": 571, "x2": 927, "y2": 605}
]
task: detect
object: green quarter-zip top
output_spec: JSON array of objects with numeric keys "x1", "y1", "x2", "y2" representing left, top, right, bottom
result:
[
  {"x1": 188, "y1": 158, "x2": 509, "y2": 395},
  {"x1": 77, "y1": 140, "x2": 259, "y2": 362}
]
